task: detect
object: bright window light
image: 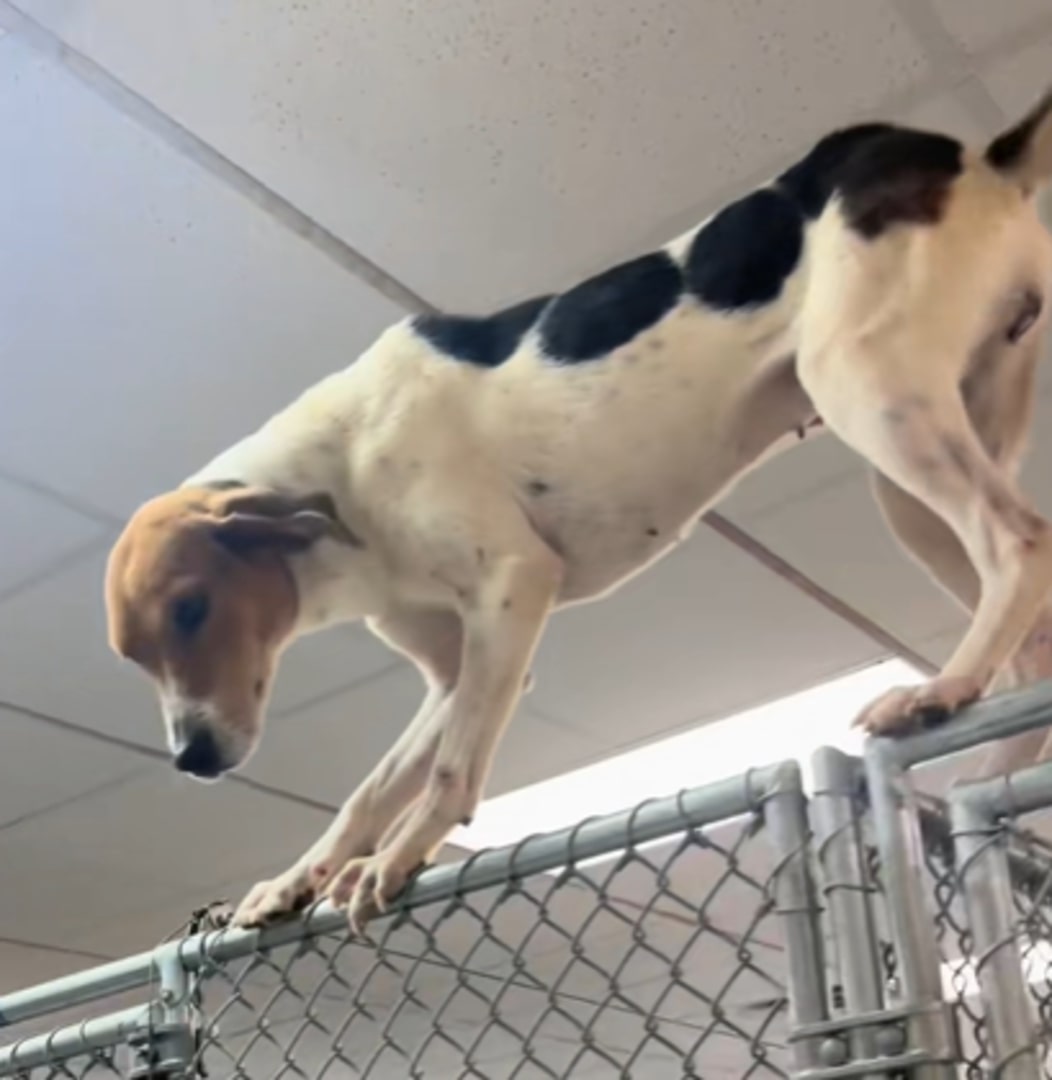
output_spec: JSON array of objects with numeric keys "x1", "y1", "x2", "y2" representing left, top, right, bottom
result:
[
  {"x1": 943, "y1": 940, "x2": 1052, "y2": 999},
  {"x1": 454, "y1": 658, "x2": 925, "y2": 851}
]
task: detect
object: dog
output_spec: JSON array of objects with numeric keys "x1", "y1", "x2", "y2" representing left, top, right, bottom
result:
[{"x1": 105, "y1": 87, "x2": 1052, "y2": 931}]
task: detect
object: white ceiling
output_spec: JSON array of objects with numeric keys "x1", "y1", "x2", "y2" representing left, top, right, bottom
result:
[{"x1": 3, "y1": 0, "x2": 1052, "y2": 1021}]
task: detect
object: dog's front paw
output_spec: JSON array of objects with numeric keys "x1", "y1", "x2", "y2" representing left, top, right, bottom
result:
[
  {"x1": 854, "y1": 675, "x2": 983, "y2": 735},
  {"x1": 232, "y1": 861, "x2": 331, "y2": 928},
  {"x1": 326, "y1": 851, "x2": 424, "y2": 935}
]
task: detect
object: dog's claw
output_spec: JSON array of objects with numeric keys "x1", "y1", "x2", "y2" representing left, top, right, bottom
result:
[
  {"x1": 232, "y1": 865, "x2": 320, "y2": 928},
  {"x1": 326, "y1": 852, "x2": 417, "y2": 935}
]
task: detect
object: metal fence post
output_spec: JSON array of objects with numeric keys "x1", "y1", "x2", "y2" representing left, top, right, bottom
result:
[
  {"x1": 950, "y1": 770, "x2": 1052, "y2": 1079},
  {"x1": 810, "y1": 748, "x2": 884, "y2": 1069},
  {"x1": 863, "y1": 738, "x2": 956, "y2": 1079},
  {"x1": 127, "y1": 952, "x2": 196, "y2": 1079},
  {"x1": 762, "y1": 759, "x2": 828, "y2": 1073}
]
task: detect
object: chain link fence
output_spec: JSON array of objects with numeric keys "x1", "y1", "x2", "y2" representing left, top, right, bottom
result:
[
  {"x1": 10, "y1": 683, "x2": 1052, "y2": 1078},
  {"x1": 857, "y1": 682, "x2": 1052, "y2": 1080},
  {"x1": 938, "y1": 778, "x2": 1052, "y2": 1078},
  {"x1": 189, "y1": 816, "x2": 790, "y2": 1078},
  {"x1": 0, "y1": 761, "x2": 823, "y2": 1080}
]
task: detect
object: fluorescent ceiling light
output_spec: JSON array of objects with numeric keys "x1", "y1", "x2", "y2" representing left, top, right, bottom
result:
[{"x1": 454, "y1": 658, "x2": 924, "y2": 851}]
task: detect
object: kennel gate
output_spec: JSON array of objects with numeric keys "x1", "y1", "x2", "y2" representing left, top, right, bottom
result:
[{"x1": 4, "y1": 684, "x2": 1052, "y2": 1077}]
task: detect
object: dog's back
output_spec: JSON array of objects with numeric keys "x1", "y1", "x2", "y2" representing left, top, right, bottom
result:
[{"x1": 295, "y1": 105, "x2": 1049, "y2": 601}]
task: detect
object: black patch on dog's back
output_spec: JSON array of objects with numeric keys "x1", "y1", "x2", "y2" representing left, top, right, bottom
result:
[
  {"x1": 779, "y1": 124, "x2": 962, "y2": 240},
  {"x1": 833, "y1": 129, "x2": 962, "y2": 239},
  {"x1": 413, "y1": 295, "x2": 553, "y2": 367},
  {"x1": 686, "y1": 188, "x2": 804, "y2": 310},
  {"x1": 539, "y1": 252, "x2": 683, "y2": 362},
  {"x1": 778, "y1": 124, "x2": 895, "y2": 217}
]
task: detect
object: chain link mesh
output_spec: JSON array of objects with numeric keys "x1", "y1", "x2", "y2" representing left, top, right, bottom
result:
[
  {"x1": 182, "y1": 812, "x2": 790, "y2": 1079},
  {"x1": 913, "y1": 798, "x2": 991, "y2": 1079},
  {"x1": 869, "y1": 786, "x2": 1052, "y2": 1078},
  {"x1": 828, "y1": 786, "x2": 991, "y2": 1077},
  {"x1": 7, "y1": 1050, "x2": 123, "y2": 1080},
  {"x1": 995, "y1": 820, "x2": 1052, "y2": 1076}
]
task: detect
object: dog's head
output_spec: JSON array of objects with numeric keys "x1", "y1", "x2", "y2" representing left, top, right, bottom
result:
[{"x1": 105, "y1": 484, "x2": 357, "y2": 780}]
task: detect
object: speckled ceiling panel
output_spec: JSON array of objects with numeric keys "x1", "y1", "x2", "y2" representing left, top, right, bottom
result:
[{"x1": 15, "y1": 0, "x2": 933, "y2": 309}]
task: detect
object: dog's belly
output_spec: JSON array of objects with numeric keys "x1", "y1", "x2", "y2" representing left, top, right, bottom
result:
[
  {"x1": 533, "y1": 433, "x2": 796, "y2": 604},
  {"x1": 479, "y1": 312, "x2": 812, "y2": 603}
]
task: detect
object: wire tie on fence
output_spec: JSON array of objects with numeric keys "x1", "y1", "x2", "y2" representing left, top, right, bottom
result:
[
  {"x1": 622, "y1": 797, "x2": 653, "y2": 860},
  {"x1": 566, "y1": 810, "x2": 608, "y2": 872},
  {"x1": 741, "y1": 765, "x2": 768, "y2": 815}
]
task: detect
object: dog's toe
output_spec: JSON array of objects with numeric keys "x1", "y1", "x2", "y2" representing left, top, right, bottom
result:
[
  {"x1": 232, "y1": 868, "x2": 316, "y2": 928},
  {"x1": 854, "y1": 676, "x2": 982, "y2": 735}
]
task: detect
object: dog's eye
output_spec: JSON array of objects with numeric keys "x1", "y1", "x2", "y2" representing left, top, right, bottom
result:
[{"x1": 172, "y1": 593, "x2": 211, "y2": 638}]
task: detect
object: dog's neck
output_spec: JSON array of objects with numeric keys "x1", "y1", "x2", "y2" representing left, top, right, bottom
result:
[{"x1": 184, "y1": 404, "x2": 393, "y2": 635}]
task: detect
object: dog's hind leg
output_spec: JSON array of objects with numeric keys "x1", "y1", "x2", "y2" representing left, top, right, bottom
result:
[
  {"x1": 874, "y1": 472, "x2": 1052, "y2": 775},
  {"x1": 867, "y1": 317, "x2": 1052, "y2": 767},
  {"x1": 873, "y1": 470, "x2": 979, "y2": 612}
]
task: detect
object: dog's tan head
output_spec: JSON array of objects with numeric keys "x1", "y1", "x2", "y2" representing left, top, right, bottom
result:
[{"x1": 105, "y1": 484, "x2": 356, "y2": 780}]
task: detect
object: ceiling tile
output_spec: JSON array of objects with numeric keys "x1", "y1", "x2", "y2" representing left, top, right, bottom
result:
[
  {"x1": 0, "y1": 705, "x2": 144, "y2": 829},
  {"x1": 0, "y1": 546, "x2": 403, "y2": 747},
  {"x1": 980, "y1": 35, "x2": 1052, "y2": 121},
  {"x1": 0, "y1": 769, "x2": 327, "y2": 943},
  {"x1": 0, "y1": 942, "x2": 109, "y2": 996},
  {"x1": 731, "y1": 469, "x2": 963, "y2": 648},
  {"x1": 0, "y1": 825, "x2": 182, "y2": 943},
  {"x1": 57, "y1": 890, "x2": 237, "y2": 958},
  {"x1": 528, "y1": 525, "x2": 884, "y2": 746},
  {"x1": 0, "y1": 546, "x2": 160, "y2": 746},
  {"x1": 717, "y1": 433, "x2": 861, "y2": 521},
  {"x1": 928, "y1": 0, "x2": 1052, "y2": 54},
  {"x1": 0, "y1": 41, "x2": 404, "y2": 518},
  {"x1": 1020, "y1": 396, "x2": 1052, "y2": 516},
  {"x1": 913, "y1": 625, "x2": 965, "y2": 669},
  {"x1": 247, "y1": 664, "x2": 599, "y2": 806},
  {"x1": 14, "y1": 1, "x2": 931, "y2": 309},
  {"x1": 895, "y1": 86, "x2": 989, "y2": 141},
  {"x1": 270, "y1": 626, "x2": 398, "y2": 716},
  {"x1": 0, "y1": 476, "x2": 107, "y2": 598}
]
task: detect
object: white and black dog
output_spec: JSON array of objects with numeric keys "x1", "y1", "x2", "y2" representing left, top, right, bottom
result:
[{"x1": 106, "y1": 88, "x2": 1052, "y2": 931}]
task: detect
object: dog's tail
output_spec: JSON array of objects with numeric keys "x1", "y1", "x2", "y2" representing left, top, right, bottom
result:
[{"x1": 986, "y1": 86, "x2": 1052, "y2": 191}]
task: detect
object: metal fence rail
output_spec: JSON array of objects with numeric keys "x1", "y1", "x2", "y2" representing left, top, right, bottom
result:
[{"x1": 0, "y1": 761, "x2": 824, "y2": 1079}]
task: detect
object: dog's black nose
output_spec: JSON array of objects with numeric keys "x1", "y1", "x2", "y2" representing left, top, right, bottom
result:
[{"x1": 173, "y1": 727, "x2": 224, "y2": 779}]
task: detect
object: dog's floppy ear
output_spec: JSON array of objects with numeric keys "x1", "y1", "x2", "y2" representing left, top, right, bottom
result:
[{"x1": 210, "y1": 487, "x2": 362, "y2": 554}]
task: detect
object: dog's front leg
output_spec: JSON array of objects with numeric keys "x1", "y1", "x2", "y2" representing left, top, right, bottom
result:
[
  {"x1": 232, "y1": 610, "x2": 461, "y2": 928},
  {"x1": 327, "y1": 546, "x2": 563, "y2": 932}
]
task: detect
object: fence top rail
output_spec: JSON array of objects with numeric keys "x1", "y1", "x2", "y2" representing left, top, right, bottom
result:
[
  {"x1": 870, "y1": 679, "x2": 1052, "y2": 769},
  {"x1": 949, "y1": 757, "x2": 1052, "y2": 821},
  {"x1": 0, "y1": 1003, "x2": 154, "y2": 1078},
  {"x1": 0, "y1": 758, "x2": 797, "y2": 1032}
]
